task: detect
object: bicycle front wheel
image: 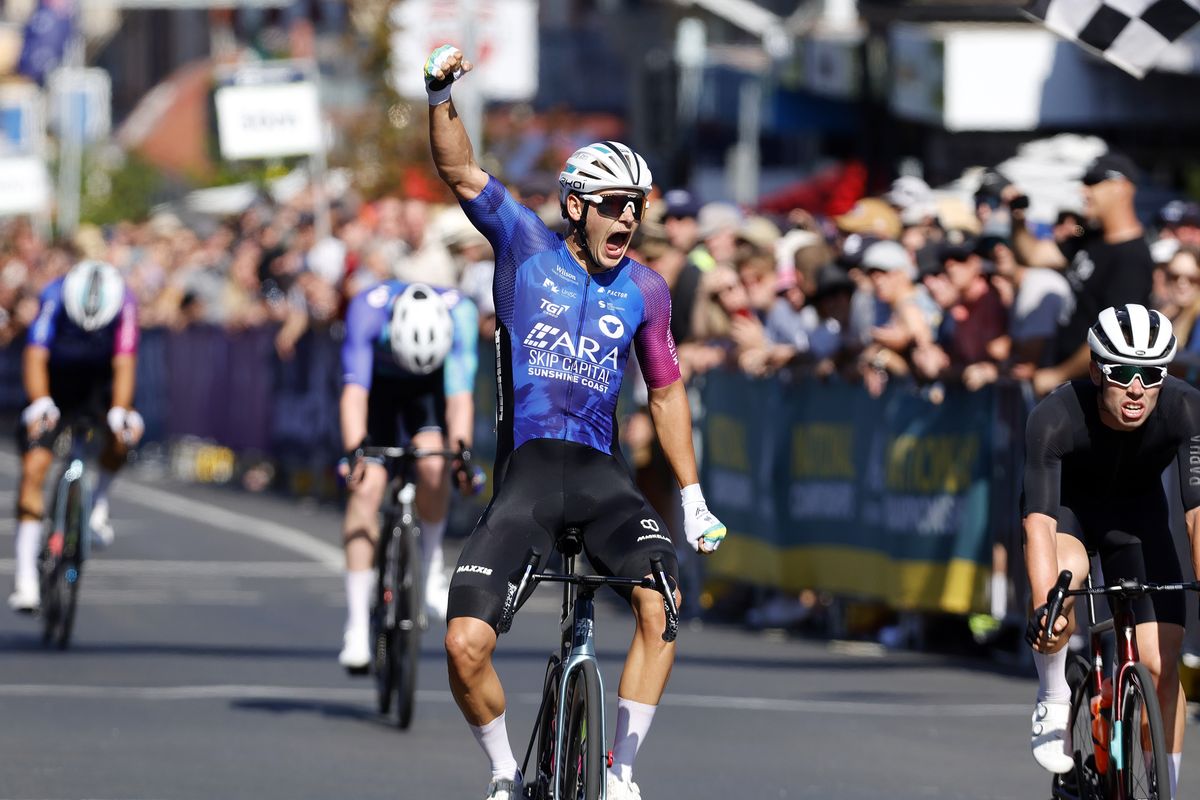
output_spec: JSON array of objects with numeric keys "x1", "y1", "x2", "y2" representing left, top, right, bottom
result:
[
  {"x1": 1056, "y1": 653, "x2": 1106, "y2": 800},
  {"x1": 393, "y1": 521, "x2": 422, "y2": 730},
  {"x1": 558, "y1": 661, "x2": 603, "y2": 800},
  {"x1": 1119, "y1": 663, "x2": 1171, "y2": 800}
]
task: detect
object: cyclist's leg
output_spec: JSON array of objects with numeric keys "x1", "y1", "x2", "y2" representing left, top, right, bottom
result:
[
  {"x1": 445, "y1": 441, "x2": 560, "y2": 783},
  {"x1": 576, "y1": 450, "x2": 680, "y2": 790},
  {"x1": 10, "y1": 419, "x2": 56, "y2": 609},
  {"x1": 87, "y1": 364, "x2": 122, "y2": 546},
  {"x1": 400, "y1": 379, "x2": 451, "y2": 617}
]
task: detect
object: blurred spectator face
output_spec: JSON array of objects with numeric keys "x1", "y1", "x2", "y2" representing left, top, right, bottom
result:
[
  {"x1": 709, "y1": 266, "x2": 750, "y2": 318},
  {"x1": 944, "y1": 254, "x2": 983, "y2": 294},
  {"x1": 401, "y1": 199, "x2": 431, "y2": 247},
  {"x1": 989, "y1": 242, "x2": 1018, "y2": 279},
  {"x1": 922, "y1": 270, "x2": 959, "y2": 310},
  {"x1": 1082, "y1": 177, "x2": 1133, "y2": 224},
  {"x1": 664, "y1": 214, "x2": 698, "y2": 252},
  {"x1": 697, "y1": 203, "x2": 742, "y2": 265},
  {"x1": 866, "y1": 266, "x2": 909, "y2": 305},
  {"x1": 1166, "y1": 248, "x2": 1200, "y2": 311},
  {"x1": 737, "y1": 254, "x2": 776, "y2": 313},
  {"x1": 376, "y1": 197, "x2": 404, "y2": 240}
]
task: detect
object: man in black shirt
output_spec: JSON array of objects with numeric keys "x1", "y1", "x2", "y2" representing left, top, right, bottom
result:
[
  {"x1": 1007, "y1": 153, "x2": 1154, "y2": 396},
  {"x1": 1022, "y1": 304, "x2": 1200, "y2": 797}
]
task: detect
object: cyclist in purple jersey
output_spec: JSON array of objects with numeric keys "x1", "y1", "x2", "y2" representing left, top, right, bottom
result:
[
  {"x1": 335, "y1": 280, "x2": 479, "y2": 671},
  {"x1": 9, "y1": 260, "x2": 144, "y2": 613},
  {"x1": 425, "y1": 44, "x2": 726, "y2": 800},
  {"x1": 1023, "y1": 304, "x2": 1200, "y2": 797}
]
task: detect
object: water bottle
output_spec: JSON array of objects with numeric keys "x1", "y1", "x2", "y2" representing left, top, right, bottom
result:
[{"x1": 1090, "y1": 677, "x2": 1113, "y2": 773}]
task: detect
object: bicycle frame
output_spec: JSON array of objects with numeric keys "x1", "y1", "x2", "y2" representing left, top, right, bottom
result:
[{"x1": 552, "y1": 549, "x2": 603, "y2": 795}]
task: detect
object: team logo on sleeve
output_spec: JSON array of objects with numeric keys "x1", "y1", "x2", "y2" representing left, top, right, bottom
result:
[
  {"x1": 366, "y1": 285, "x2": 390, "y2": 308},
  {"x1": 598, "y1": 315, "x2": 624, "y2": 339}
]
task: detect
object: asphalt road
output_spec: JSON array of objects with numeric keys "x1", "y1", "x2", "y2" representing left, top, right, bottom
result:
[{"x1": 0, "y1": 447, "x2": 1195, "y2": 800}]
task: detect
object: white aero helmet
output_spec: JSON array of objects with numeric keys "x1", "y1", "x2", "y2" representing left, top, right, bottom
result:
[
  {"x1": 389, "y1": 283, "x2": 454, "y2": 375},
  {"x1": 558, "y1": 141, "x2": 653, "y2": 207},
  {"x1": 1088, "y1": 303, "x2": 1177, "y2": 366},
  {"x1": 63, "y1": 260, "x2": 125, "y2": 331}
]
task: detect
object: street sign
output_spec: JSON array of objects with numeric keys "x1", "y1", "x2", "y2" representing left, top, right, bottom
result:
[
  {"x1": 0, "y1": 82, "x2": 45, "y2": 156},
  {"x1": 389, "y1": 0, "x2": 538, "y2": 102},
  {"x1": 47, "y1": 66, "x2": 112, "y2": 144},
  {"x1": 214, "y1": 80, "x2": 323, "y2": 160},
  {"x1": 0, "y1": 156, "x2": 52, "y2": 216}
]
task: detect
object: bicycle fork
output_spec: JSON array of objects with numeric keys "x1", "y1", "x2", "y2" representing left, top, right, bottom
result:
[{"x1": 554, "y1": 592, "x2": 606, "y2": 800}]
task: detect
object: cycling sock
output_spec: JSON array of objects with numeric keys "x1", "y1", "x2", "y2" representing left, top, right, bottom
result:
[
  {"x1": 419, "y1": 516, "x2": 447, "y2": 576},
  {"x1": 1032, "y1": 647, "x2": 1070, "y2": 704},
  {"x1": 471, "y1": 713, "x2": 518, "y2": 780},
  {"x1": 93, "y1": 469, "x2": 116, "y2": 510},
  {"x1": 344, "y1": 569, "x2": 373, "y2": 634},
  {"x1": 1171, "y1": 751, "x2": 1181, "y2": 798},
  {"x1": 14, "y1": 520, "x2": 41, "y2": 586},
  {"x1": 611, "y1": 697, "x2": 656, "y2": 783},
  {"x1": 990, "y1": 572, "x2": 1006, "y2": 619}
]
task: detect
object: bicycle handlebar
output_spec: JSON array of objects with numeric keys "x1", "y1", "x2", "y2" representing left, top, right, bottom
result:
[
  {"x1": 1038, "y1": 569, "x2": 1200, "y2": 641},
  {"x1": 496, "y1": 547, "x2": 680, "y2": 642}
]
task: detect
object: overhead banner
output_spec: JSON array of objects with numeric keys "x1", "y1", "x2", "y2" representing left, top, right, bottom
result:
[
  {"x1": 701, "y1": 371, "x2": 994, "y2": 615},
  {"x1": 389, "y1": 0, "x2": 538, "y2": 101},
  {"x1": 0, "y1": 156, "x2": 52, "y2": 216},
  {"x1": 214, "y1": 81, "x2": 322, "y2": 160}
]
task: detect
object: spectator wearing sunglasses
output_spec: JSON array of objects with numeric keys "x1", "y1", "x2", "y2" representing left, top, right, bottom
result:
[{"x1": 1022, "y1": 304, "x2": 1199, "y2": 799}]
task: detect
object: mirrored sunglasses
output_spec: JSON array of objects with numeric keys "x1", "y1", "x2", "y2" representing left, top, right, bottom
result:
[
  {"x1": 1099, "y1": 362, "x2": 1166, "y2": 388},
  {"x1": 582, "y1": 193, "x2": 645, "y2": 221}
]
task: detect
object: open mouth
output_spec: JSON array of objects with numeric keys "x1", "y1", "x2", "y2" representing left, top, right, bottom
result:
[
  {"x1": 1120, "y1": 402, "x2": 1145, "y2": 421},
  {"x1": 604, "y1": 231, "x2": 631, "y2": 259}
]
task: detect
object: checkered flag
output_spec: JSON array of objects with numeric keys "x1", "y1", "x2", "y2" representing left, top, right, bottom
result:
[{"x1": 1024, "y1": 0, "x2": 1200, "y2": 78}]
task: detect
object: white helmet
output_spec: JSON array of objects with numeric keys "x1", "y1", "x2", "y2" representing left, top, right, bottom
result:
[
  {"x1": 63, "y1": 260, "x2": 125, "y2": 331},
  {"x1": 1088, "y1": 304, "x2": 1177, "y2": 366},
  {"x1": 389, "y1": 283, "x2": 454, "y2": 375},
  {"x1": 558, "y1": 141, "x2": 653, "y2": 207}
]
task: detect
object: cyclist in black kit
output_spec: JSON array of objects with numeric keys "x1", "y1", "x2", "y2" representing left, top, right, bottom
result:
[{"x1": 1023, "y1": 303, "x2": 1200, "y2": 798}]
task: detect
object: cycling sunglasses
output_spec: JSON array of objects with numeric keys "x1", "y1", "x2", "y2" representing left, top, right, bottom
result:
[
  {"x1": 1098, "y1": 362, "x2": 1167, "y2": 388},
  {"x1": 581, "y1": 192, "x2": 645, "y2": 221}
]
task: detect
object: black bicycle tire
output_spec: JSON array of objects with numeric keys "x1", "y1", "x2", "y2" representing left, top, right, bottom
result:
[
  {"x1": 395, "y1": 520, "x2": 422, "y2": 730},
  {"x1": 1055, "y1": 653, "x2": 1105, "y2": 800},
  {"x1": 54, "y1": 566, "x2": 79, "y2": 650},
  {"x1": 373, "y1": 513, "x2": 400, "y2": 714},
  {"x1": 55, "y1": 477, "x2": 86, "y2": 649},
  {"x1": 525, "y1": 657, "x2": 560, "y2": 800},
  {"x1": 39, "y1": 557, "x2": 62, "y2": 647},
  {"x1": 1120, "y1": 662, "x2": 1171, "y2": 800},
  {"x1": 558, "y1": 661, "x2": 603, "y2": 800}
]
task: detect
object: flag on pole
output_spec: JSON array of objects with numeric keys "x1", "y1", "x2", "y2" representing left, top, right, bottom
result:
[
  {"x1": 1023, "y1": 0, "x2": 1200, "y2": 79},
  {"x1": 17, "y1": 0, "x2": 76, "y2": 85}
]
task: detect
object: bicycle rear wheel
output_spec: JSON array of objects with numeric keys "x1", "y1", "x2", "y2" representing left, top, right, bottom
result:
[
  {"x1": 373, "y1": 515, "x2": 400, "y2": 713},
  {"x1": 1055, "y1": 653, "x2": 1106, "y2": 800},
  {"x1": 42, "y1": 476, "x2": 85, "y2": 650},
  {"x1": 1119, "y1": 663, "x2": 1170, "y2": 800},
  {"x1": 558, "y1": 661, "x2": 603, "y2": 800},
  {"x1": 526, "y1": 657, "x2": 561, "y2": 800}
]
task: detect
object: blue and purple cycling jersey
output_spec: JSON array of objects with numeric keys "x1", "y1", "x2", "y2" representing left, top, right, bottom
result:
[
  {"x1": 341, "y1": 280, "x2": 479, "y2": 396},
  {"x1": 460, "y1": 176, "x2": 680, "y2": 458},
  {"x1": 27, "y1": 278, "x2": 139, "y2": 363}
]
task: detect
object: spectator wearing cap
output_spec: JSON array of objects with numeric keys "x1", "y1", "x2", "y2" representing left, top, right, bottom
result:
[
  {"x1": 1158, "y1": 200, "x2": 1200, "y2": 247},
  {"x1": 857, "y1": 241, "x2": 938, "y2": 396},
  {"x1": 887, "y1": 176, "x2": 945, "y2": 267},
  {"x1": 938, "y1": 237, "x2": 1008, "y2": 370},
  {"x1": 1009, "y1": 152, "x2": 1154, "y2": 396},
  {"x1": 662, "y1": 189, "x2": 701, "y2": 253},
  {"x1": 760, "y1": 264, "x2": 858, "y2": 377},
  {"x1": 834, "y1": 198, "x2": 902, "y2": 243},
  {"x1": 692, "y1": 202, "x2": 743, "y2": 273},
  {"x1": 963, "y1": 236, "x2": 1073, "y2": 391}
]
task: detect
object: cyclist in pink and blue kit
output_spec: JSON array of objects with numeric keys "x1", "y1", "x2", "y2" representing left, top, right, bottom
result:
[{"x1": 424, "y1": 44, "x2": 727, "y2": 800}]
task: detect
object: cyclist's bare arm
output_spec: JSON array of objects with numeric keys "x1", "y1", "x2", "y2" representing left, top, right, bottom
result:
[
  {"x1": 445, "y1": 391, "x2": 473, "y2": 450},
  {"x1": 111, "y1": 353, "x2": 136, "y2": 410},
  {"x1": 340, "y1": 384, "x2": 369, "y2": 452},
  {"x1": 427, "y1": 50, "x2": 488, "y2": 203},
  {"x1": 22, "y1": 345, "x2": 50, "y2": 401},
  {"x1": 1023, "y1": 512, "x2": 1061, "y2": 607},
  {"x1": 647, "y1": 380, "x2": 699, "y2": 489}
]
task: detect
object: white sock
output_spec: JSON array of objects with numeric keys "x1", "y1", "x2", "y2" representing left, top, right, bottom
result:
[
  {"x1": 1033, "y1": 647, "x2": 1070, "y2": 704},
  {"x1": 1171, "y1": 752, "x2": 1181, "y2": 799},
  {"x1": 471, "y1": 713, "x2": 518, "y2": 780},
  {"x1": 420, "y1": 516, "x2": 447, "y2": 577},
  {"x1": 990, "y1": 572, "x2": 1007, "y2": 619},
  {"x1": 344, "y1": 569, "x2": 373, "y2": 634},
  {"x1": 93, "y1": 469, "x2": 116, "y2": 509},
  {"x1": 14, "y1": 520, "x2": 42, "y2": 586},
  {"x1": 611, "y1": 697, "x2": 657, "y2": 783}
]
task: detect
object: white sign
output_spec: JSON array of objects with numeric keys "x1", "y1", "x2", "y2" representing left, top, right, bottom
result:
[
  {"x1": 389, "y1": 0, "x2": 538, "y2": 102},
  {"x1": 48, "y1": 67, "x2": 112, "y2": 145},
  {"x1": 0, "y1": 82, "x2": 45, "y2": 156},
  {"x1": 0, "y1": 156, "x2": 52, "y2": 216},
  {"x1": 214, "y1": 82, "x2": 323, "y2": 160}
]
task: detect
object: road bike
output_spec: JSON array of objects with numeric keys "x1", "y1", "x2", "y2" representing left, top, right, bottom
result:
[
  {"x1": 1042, "y1": 568, "x2": 1199, "y2": 800},
  {"x1": 354, "y1": 443, "x2": 475, "y2": 729},
  {"x1": 497, "y1": 529, "x2": 679, "y2": 800},
  {"x1": 38, "y1": 421, "x2": 99, "y2": 650}
]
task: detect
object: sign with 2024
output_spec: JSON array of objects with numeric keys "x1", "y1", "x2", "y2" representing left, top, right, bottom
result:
[
  {"x1": 701, "y1": 371, "x2": 994, "y2": 614},
  {"x1": 214, "y1": 81, "x2": 323, "y2": 161}
]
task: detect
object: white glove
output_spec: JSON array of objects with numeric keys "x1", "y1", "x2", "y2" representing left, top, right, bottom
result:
[
  {"x1": 681, "y1": 484, "x2": 727, "y2": 554},
  {"x1": 423, "y1": 44, "x2": 466, "y2": 105},
  {"x1": 107, "y1": 407, "x2": 144, "y2": 442},
  {"x1": 21, "y1": 396, "x2": 60, "y2": 428}
]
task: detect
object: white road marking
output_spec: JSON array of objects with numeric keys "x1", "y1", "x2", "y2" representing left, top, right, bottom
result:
[
  {"x1": 0, "y1": 450, "x2": 343, "y2": 570},
  {"x1": 0, "y1": 558, "x2": 336, "y2": 578},
  {"x1": 0, "y1": 683, "x2": 1031, "y2": 716}
]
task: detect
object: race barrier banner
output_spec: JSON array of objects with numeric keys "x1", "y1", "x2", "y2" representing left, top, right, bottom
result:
[{"x1": 701, "y1": 370, "x2": 995, "y2": 615}]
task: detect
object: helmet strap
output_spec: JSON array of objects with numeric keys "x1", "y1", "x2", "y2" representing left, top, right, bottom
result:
[{"x1": 568, "y1": 196, "x2": 603, "y2": 273}]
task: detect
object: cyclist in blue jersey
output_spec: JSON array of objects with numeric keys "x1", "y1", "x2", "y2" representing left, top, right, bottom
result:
[
  {"x1": 336, "y1": 280, "x2": 479, "y2": 670},
  {"x1": 9, "y1": 260, "x2": 143, "y2": 613},
  {"x1": 425, "y1": 45, "x2": 727, "y2": 800}
]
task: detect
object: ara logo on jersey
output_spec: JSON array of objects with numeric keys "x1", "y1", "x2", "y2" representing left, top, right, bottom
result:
[
  {"x1": 523, "y1": 324, "x2": 619, "y2": 369},
  {"x1": 524, "y1": 323, "x2": 560, "y2": 348},
  {"x1": 598, "y1": 315, "x2": 624, "y2": 339}
]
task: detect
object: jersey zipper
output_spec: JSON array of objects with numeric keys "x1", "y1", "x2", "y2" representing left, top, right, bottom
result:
[{"x1": 563, "y1": 271, "x2": 592, "y2": 432}]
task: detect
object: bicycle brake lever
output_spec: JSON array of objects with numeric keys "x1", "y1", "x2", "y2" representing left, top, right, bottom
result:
[
  {"x1": 498, "y1": 548, "x2": 541, "y2": 634},
  {"x1": 651, "y1": 557, "x2": 679, "y2": 643}
]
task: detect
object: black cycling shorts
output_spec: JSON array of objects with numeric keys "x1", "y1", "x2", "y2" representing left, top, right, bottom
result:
[
  {"x1": 448, "y1": 438, "x2": 679, "y2": 631},
  {"x1": 366, "y1": 371, "x2": 446, "y2": 448},
  {"x1": 17, "y1": 362, "x2": 112, "y2": 451},
  {"x1": 1056, "y1": 494, "x2": 1185, "y2": 627}
]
